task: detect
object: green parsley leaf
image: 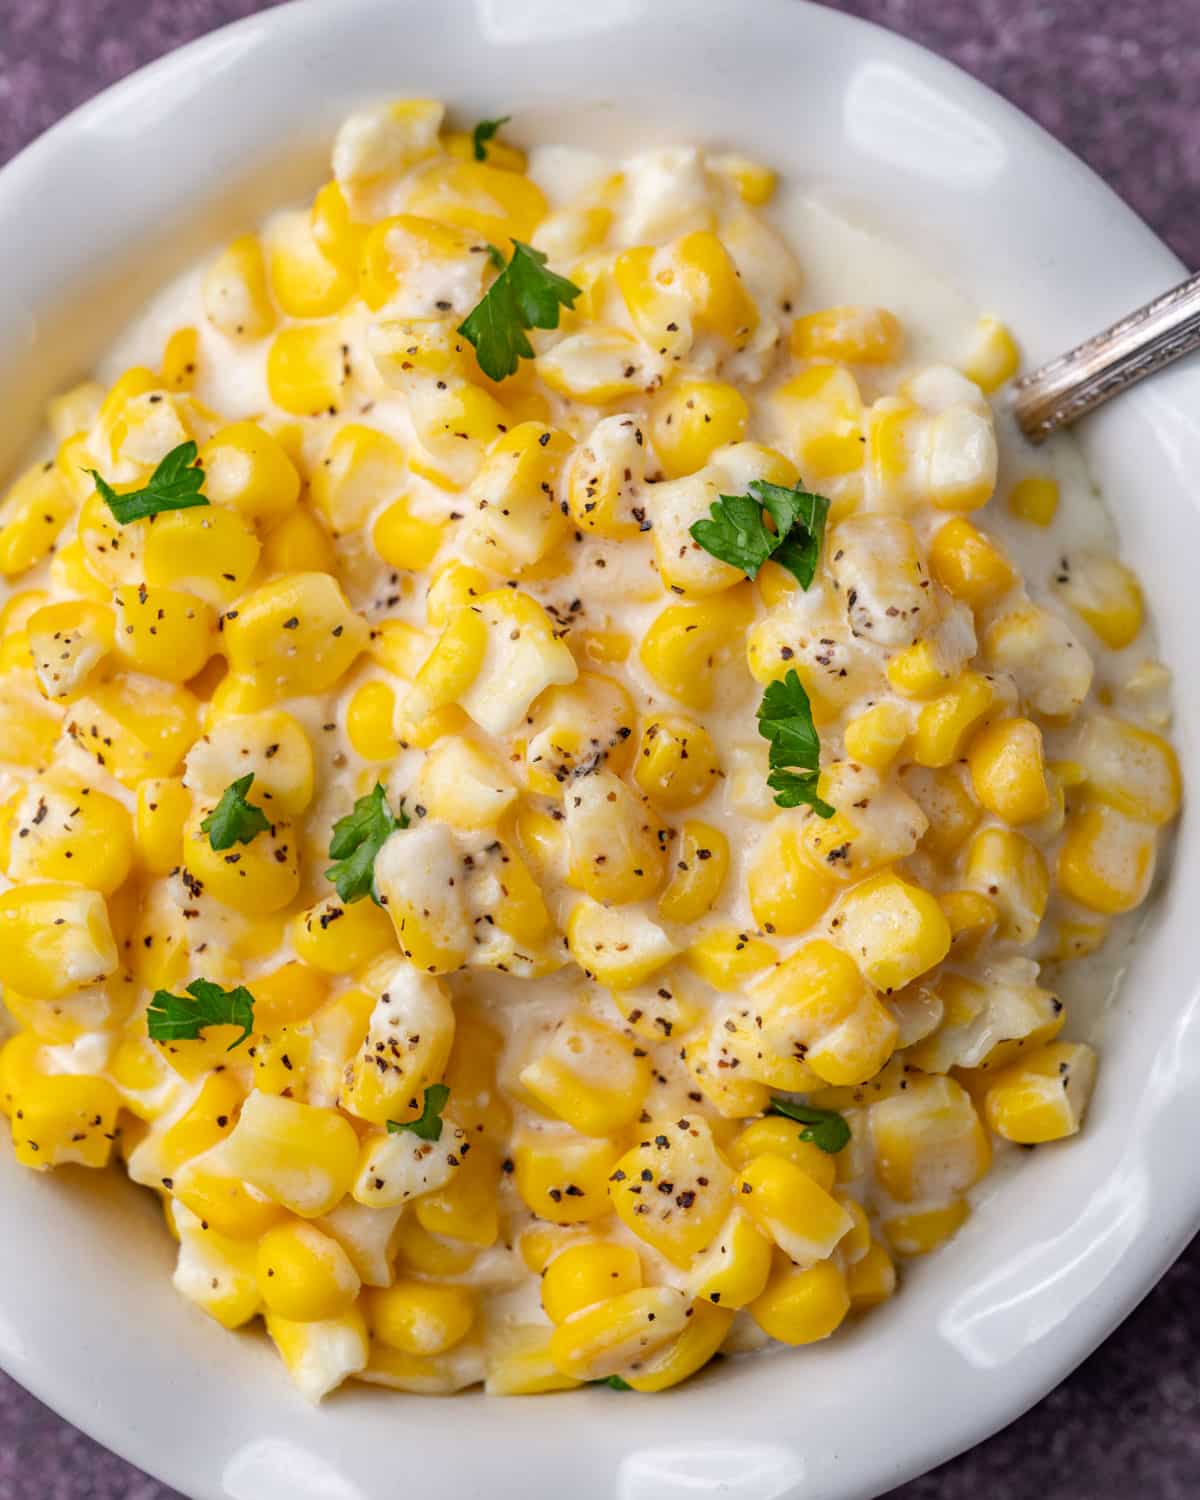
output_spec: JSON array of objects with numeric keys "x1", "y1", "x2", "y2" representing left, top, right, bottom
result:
[
  {"x1": 86, "y1": 440, "x2": 210, "y2": 525},
  {"x1": 589, "y1": 1375, "x2": 634, "y2": 1390},
  {"x1": 472, "y1": 114, "x2": 512, "y2": 161},
  {"x1": 146, "y1": 978, "x2": 256, "y2": 1051},
  {"x1": 458, "y1": 240, "x2": 580, "y2": 381},
  {"x1": 768, "y1": 1096, "x2": 851, "y2": 1154},
  {"x1": 326, "y1": 782, "x2": 408, "y2": 904},
  {"x1": 756, "y1": 669, "x2": 835, "y2": 818},
  {"x1": 387, "y1": 1084, "x2": 451, "y2": 1142},
  {"x1": 199, "y1": 772, "x2": 271, "y2": 851},
  {"x1": 689, "y1": 479, "x2": 829, "y2": 586}
]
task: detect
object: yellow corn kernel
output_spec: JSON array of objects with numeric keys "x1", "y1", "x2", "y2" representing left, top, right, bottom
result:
[
  {"x1": 1009, "y1": 474, "x2": 1059, "y2": 527},
  {"x1": 548, "y1": 1285, "x2": 691, "y2": 1383},
  {"x1": 266, "y1": 323, "x2": 346, "y2": 416},
  {"x1": 345, "y1": 680, "x2": 398, "y2": 762},
  {"x1": 4, "y1": 777, "x2": 133, "y2": 895},
  {"x1": 391, "y1": 1215, "x2": 477, "y2": 1280},
  {"x1": 365, "y1": 1279, "x2": 476, "y2": 1358},
  {"x1": 736, "y1": 1154, "x2": 853, "y2": 1266},
  {"x1": 224, "y1": 572, "x2": 367, "y2": 698},
  {"x1": 930, "y1": 516, "x2": 1017, "y2": 610},
  {"x1": 262, "y1": 506, "x2": 336, "y2": 577},
  {"x1": 967, "y1": 716, "x2": 1050, "y2": 824},
  {"x1": 649, "y1": 378, "x2": 749, "y2": 479},
  {"x1": 139, "y1": 503, "x2": 260, "y2": 610},
  {"x1": 578, "y1": 630, "x2": 632, "y2": 667},
  {"x1": 870, "y1": 1074, "x2": 991, "y2": 1204},
  {"x1": 414, "y1": 1142, "x2": 502, "y2": 1247},
  {"x1": 289, "y1": 897, "x2": 392, "y2": 979},
  {"x1": 964, "y1": 826, "x2": 1049, "y2": 942},
  {"x1": 542, "y1": 1242, "x2": 643, "y2": 1324},
  {"x1": 690, "y1": 1211, "x2": 773, "y2": 1311},
  {"x1": 0, "y1": 883, "x2": 116, "y2": 1000},
  {"x1": 460, "y1": 422, "x2": 572, "y2": 571},
  {"x1": 608, "y1": 1117, "x2": 733, "y2": 1266},
  {"x1": 186, "y1": 707, "x2": 314, "y2": 816},
  {"x1": 405, "y1": 157, "x2": 546, "y2": 245},
  {"x1": 563, "y1": 766, "x2": 666, "y2": 903},
  {"x1": 307, "y1": 425, "x2": 401, "y2": 537},
  {"x1": 883, "y1": 1198, "x2": 971, "y2": 1257},
  {"x1": 159, "y1": 326, "x2": 199, "y2": 391},
  {"x1": 26, "y1": 599, "x2": 113, "y2": 700},
  {"x1": 248, "y1": 963, "x2": 328, "y2": 1033},
  {"x1": 222, "y1": 1091, "x2": 359, "y2": 1218},
  {"x1": 564, "y1": 414, "x2": 647, "y2": 540},
  {"x1": 535, "y1": 325, "x2": 653, "y2": 405},
  {"x1": 983, "y1": 603, "x2": 1094, "y2": 720},
  {"x1": 9, "y1": 1071, "x2": 120, "y2": 1170},
  {"x1": 417, "y1": 736, "x2": 517, "y2": 830},
  {"x1": 520, "y1": 1013, "x2": 650, "y2": 1137},
  {"x1": 445, "y1": 125, "x2": 526, "y2": 172},
  {"x1": 267, "y1": 208, "x2": 354, "y2": 319},
  {"x1": 925, "y1": 402, "x2": 998, "y2": 512},
  {"x1": 751, "y1": 1255, "x2": 850, "y2": 1345},
  {"x1": 770, "y1": 364, "x2": 864, "y2": 481},
  {"x1": 484, "y1": 1325, "x2": 581, "y2": 1396},
  {"x1": 751, "y1": 940, "x2": 898, "y2": 1087},
  {"x1": 913, "y1": 671, "x2": 998, "y2": 768},
  {"x1": 0, "y1": 1032, "x2": 42, "y2": 1118},
  {"x1": 673, "y1": 230, "x2": 759, "y2": 345},
  {"x1": 513, "y1": 1128, "x2": 621, "y2": 1226},
  {"x1": 567, "y1": 899, "x2": 678, "y2": 990},
  {"x1": 181, "y1": 799, "x2": 298, "y2": 915},
  {"x1": 830, "y1": 871, "x2": 951, "y2": 994},
  {"x1": 939, "y1": 889, "x2": 997, "y2": 945},
  {"x1": 847, "y1": 1239, "x2": 896, "y2": 1309},
  {"x1": 638, "y1": 588, "x2": 754, "y2": 711},
  {"x1": 250, "y1": 1023, "x2": 312, "y2": 1097},
  {"x1": 203, "y1": 234, "x2": 275, "y2": 340},
  {"x1": 172, "y1": 1152, "x2": 287, "y2": 1238},
  {"x1": 1075, "y1": 714, "x2": 1181, "y2": 826},
  {"x1": 624, "y1": 1298, "x2": 733, "y2": 1392},
  {"x1": 793, "y1": 305, "x2": 902, "y2": 364},
  {"x1": 201, "y1": 421, "x2": 301, "y2": 524},
  {"x1": 1056, "y1": 550, "x2": 1145, "y2": 650},
  {"x1": 885, "y1": 641, "x2": 952, "y2": 700},
  {"x1": 632, "y1": 715, "x2": 721, "y2": 810},
  {"x1": 962, "y1": 316, "x2": 1019, "y2": 393},
  {"x1": 684, "y1": 926, "x2": 776, "y2": 991},
  {"x1": 310, "y1": 180, "x2": 367, "y2": 275},
  {"x1": 46, "y1": 378, "x2": 103, "y2": 441},
  {"x1": 680, "y1": 1025, "x2": 772, "y2": 1120},
  {"x1": 0, "y1": 672, "x2": 60, "y2": 768},
  {"x1": 0, "y1": 461, "x2": 75, "y2": 578},
  {"x1": 523, "y1": 673, "x2": 637, "y2": 794},
  {"x1": 842, "y1": 701, "x2": 909, "y2": 772},
  {"x1": 727, "y1": 1118, "x2": 838, "y2": 1194},
  {"x1": 1057, "y1": 800, "x2": 1157, "y2": 915},
  {"x1": 171, "y1": 1209, "x2": 262, "y2": 1329},
  {"x1": 899, "y1": 765, "x2": 979, "y2": 861},
  {"x1": 984, "y1": 1041, "x2": 1098, "y2": 1144},
  {"x1": 373, "y1": 497, "x2": 445, "y2": 573},
  {"x1": 112, "y1": 584, "x2": 216, "y2": 684},
  {"x1": 372, "y1": 819, "x2": 469, "y2": 973},
  {"x1": 255, "y1": 1219, "x2": 361, "y2": 1322},
  {"x1": 658, "y1": 821, "x2": 729, "y2": 925},
  {"x1": 708, "y1": 151, "x2": 776, "y2": 204},
  {"x1": 744, "y1": 820, "x2": 833, "y2": 938},
  {"x1": 266, "y1": 1306, "x2": 369, "y2": 1401}
]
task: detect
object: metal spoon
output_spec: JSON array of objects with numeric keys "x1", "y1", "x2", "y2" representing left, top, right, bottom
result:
[{"x1": 1012, "y1": 270, "x2": 1200, "y2": 444}]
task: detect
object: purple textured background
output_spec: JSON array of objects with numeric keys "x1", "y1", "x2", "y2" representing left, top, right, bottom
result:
[{"x1": 1, "y1": 2, "x2": 1198, "y2": 1497}]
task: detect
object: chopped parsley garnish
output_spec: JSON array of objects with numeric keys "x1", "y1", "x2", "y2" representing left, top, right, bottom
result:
[
  {"x1": 87, "y1": 439, "x2": 210, "y2": 525},
  {"x1": 690, "y1": 479, "x2": 829, "y2": 587},
  {"x1": 387, "y1": 1084, "x2": 451, "y2": 1143},
  {"x1": 147, "y1": 978, "x2": 256, "y2": 1051},
  {"x1": 458, "y1": 240, "x2": 580, "y2": 381},
  {"x1": 471, "y1": 114, "x2": 512, "y2": 161},
  {"x1": 589, "y1": 1375, "x2": 634, "y2": 1390},
  {"x1": 326, "y1": 782, "x2": 407, "y2": 904},
  {"x1": 199, "y1": 772, "x2": 270, "y2": 851},
  {"x1": 756, "y1": 669, "x2": 835, "y2": 818},
  {"x1": 768, "y1": 1096, "x2": 851, "y2": 1154}
]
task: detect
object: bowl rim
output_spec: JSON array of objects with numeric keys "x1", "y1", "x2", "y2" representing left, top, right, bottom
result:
[{"x1": 0, "y1": 2, "x2": 1195, "y2": 1498}]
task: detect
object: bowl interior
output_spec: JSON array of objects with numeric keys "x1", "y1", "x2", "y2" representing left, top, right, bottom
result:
[{"x1": 1, "y1": 3, "x2": 1198, "y2": 1499}]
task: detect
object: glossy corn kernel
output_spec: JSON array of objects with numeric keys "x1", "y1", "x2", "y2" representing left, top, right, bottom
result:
[
  {"x1": 520, "y1": 1013, "x2": 650, "y2": 1137},
  {"x1": 186, "y1": 708, "x2": 314, "y2": 815},
  {"x1": 201, "y1": 421, "x2": 301, "y2": 523},
  {"x1": 567, "y1": 899, "x2": 678, "y2": 990},
  {"x1": 770, "y1": 363, "x2": 864, "y2": 480},
  {"x1": 203, "y1": 234, "x2": 275, "y2": 340},
  {"x1": 649, "y1": 378, "x2": 749, "y2": 479},
  {"x1": 1009, "y1": 474, "x2": 1059, "y2": 527},
  {"x1": 0, "y1": 461, "x2": 75, "y2": 578},
  {"x1": 1074, "y1": 714, "x2": 1181, "y2": 826},
  {"x1": 1057, "y1": 800, "x2": 1157, "y2": 916},
  {"x1": 961, "y1": 316, "x2": 1019, "y2": 392},
  {"x1": 608, "y1": 1117, "x2": 733, "y2": 1266},
  {"x1": 745, "y1": 819, "x2": 834, "y2": 937},
  {"x1": 750, "y1": 1256, "x2": 850, "y2": 1345},
  {"x1": 548, "y1": 1285, "x2": 691, "y2": 1383},
  {"x1": 344, "y1": 680, "x2": 397, "y2": 762},
  {"x1": 367, "y1": 1279, "x2": 476, "y2": 1355},
  {"x1": 0, "y1": 883, "x2": 117, "y2": 1000},
  {"x1": 632, "y1": 714, "x2": 721, "y2": 810},
  {"x1": 142, "y1": 503, "x2": 261, "y2": 608},
  {"x1": 965, "y1": 716, "x2": 1049, "y2": 824},
  {"x1": 222, "y1": 1091, "x2": 359, "y2": 1218},
  {"x1": 256, "y1": 1219, "x2": 361, "y2": 1322},
  {"x1": 912, "y1": 671, "x2": 998, "y2": 768},
  {"x1": 964, "y1": 826, "x2": 1049, "y2": 942},
  {"x1": 1055, "y1": 549, "x2": 1145, "y2": 650},
  {"x1": 689, "y1": 1210, "x2": 774, "y2": 1311},
  {"x1": 414, "y1": 1142, "x2": 502, "y2": 1247},
  {"x1": 983, "y1": 603, "x2": 1093, "y2": 720},
  {"x1": 265, "y1": 1307, "x2": 369, "y2": 1402},
  {"x1": 883, "y1": 1199, "x2": 970, "y2": 1258},
  {"x1": 4, "y1": 777, "x2": 133, "y2": 895},
  {"x1": 460, "y1": 422, "x2": 572, "y2": 571},
  {"x1": 565, "y1": 414, "x2": 648, "y2": 539},
  {"x1": 846, "y1": 1239, "x2": 896, "y2": 1310},
  {"x1": 708, "y1": 151, "x2": 777, "y2": 204},
  {"x1": 736, "y1": 1154, "x2": 853, "y2": 1266},
  {"x1": 0, "y1": 673, "x2": 60, "y2": 768},
  {"x1": 172, "y1": 1212, "x2": 261, "y2": 1330},
  {"x1": 224, "y1": 572, "x2": 367, "y2": 699},
  {"x1": 181, "y1": 801, "x2": 298, "y2": 916},
  {"x1": 984, "y1": 1042, "x2": 1098, "y2": 1144},
  {"x1": 684, "y1": 926, "x2": 776, "y2": 991},
  {"x1": 638, "y1": 588, "x2": 754, "y2": 711},
  {"x1": 658, "y1": 821, "x2": 730, "y2": 924},
  {"x1": 925, "y1": 402, "x2": 998, "y2": 512},
  {"x1": 267, "y1": 209, "x2": 355, "y2": 319},
  {"x1": 542, "y1": 1242, "x2": 643, "y2": 1323},
  {"x1": 8, "y1": 1071, "x2": 120, "y2": 1170},
  {"x1": 112, "y1": 584, "x2": 216, "y2": 684},
  {"x1": 416, "y1": 736, "x2": 517, "y2": 830},
  {"x1": 843, "y1": 701, "x2": 910, "y2": 772},
  {"x1": 624, "y1": 1298, "x2": 734, "y2": 1392},
  {"x1": 727, "y1": 1118, "x2": 839, "y2": 1193},
  {"x1": 26, "y1": 599, "x2": 113, "y2": 700},
  {"x1": 929, "y1": 517, "x2": 1017, "y2": 610},
  {"x1": 750, "y1": 939, "x2": 899, "y2": 1087},
  {"x1": 870, "y1": 1074, "x2": 991, "y2": 1204},
  {"x1": 373, "y1": 820, "x2": 469, "y2": 973},
  {"x1": 792, "y1": 306, "x2": 902, "y2": 364},
  {"x1": 830, "y1": 871, "x2": 951, "y2": 993},
  {"x1": 266, "y1": 324, "x2": 346, "y2": 416},
  {"x1": 512, "y1": 1127, "x2": 621, "y2": 1226},
  {"x1": 484, "y1": 1325, "x2": 581, "y2": 1396},
  {"x1": 262, "y1": 506, "x2": 337, "y2": 576}
]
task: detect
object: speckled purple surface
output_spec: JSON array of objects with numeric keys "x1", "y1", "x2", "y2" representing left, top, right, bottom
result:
[{"x1": 1, "y1": 2, "x2": 1198, "y2": 1497}]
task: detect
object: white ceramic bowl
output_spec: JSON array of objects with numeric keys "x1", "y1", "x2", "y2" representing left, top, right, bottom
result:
[{"x1": 1, "y1": 2, "x2": 1197, "y2": 1497}]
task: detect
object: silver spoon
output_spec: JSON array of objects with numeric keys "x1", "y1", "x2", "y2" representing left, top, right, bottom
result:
[{"x1": 1012, "y1": 270, "x2": 1200, "y2": 444}]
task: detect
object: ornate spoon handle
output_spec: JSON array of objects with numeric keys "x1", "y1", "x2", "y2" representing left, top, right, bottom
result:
[{"x1": 1012, "y1": 271, "x2": 1200, "y2": 444}]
